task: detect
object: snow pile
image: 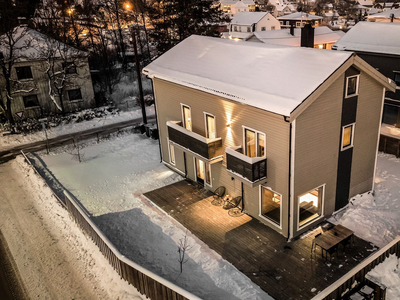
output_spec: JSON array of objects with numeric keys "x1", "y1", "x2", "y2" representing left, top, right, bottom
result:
[
  {"x1": 36, "y1": 132, "x2": 272, "y2": 300},
  {"x1": 366, "y1": 254, "x2": 400, "y2": 300},
  {"x1": 330, "y1": 153, "x2": 400, "y2": 247},
  {"x1": 0, "y1": 106, "x2": 154, "y2": 149}
]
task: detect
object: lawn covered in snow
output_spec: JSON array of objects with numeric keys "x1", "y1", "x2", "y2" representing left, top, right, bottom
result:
[
  {"x1": 34, "y1": 128, "x2": 400, "y2": 300},
  {"x1": 37, "y1": 132, "x2": 271, "y2": 300}
]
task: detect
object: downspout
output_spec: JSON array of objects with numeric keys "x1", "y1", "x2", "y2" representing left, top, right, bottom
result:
[
  {"x1": 183, "y1": 152, "x2": 187, "y2": 178},
  {"x1": 241, "y1": 182, "x2": 244, "y2": 212},
  {"x1": 284, "y1": 116, "x2": 292, "y2": 241},
  {"x1": 148, "y1": 79, "x2": 162, "y2": 163}
]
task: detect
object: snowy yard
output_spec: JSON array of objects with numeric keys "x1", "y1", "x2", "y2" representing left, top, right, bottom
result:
[{"x1": 18, "y1": 127, "x2": 400, "y2": 300}]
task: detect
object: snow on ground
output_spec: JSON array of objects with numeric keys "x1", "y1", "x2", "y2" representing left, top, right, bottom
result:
[
  {"x1": 34, "y1": 132, "x2": 271, "y2": 300},
  {"x1": 0, "y1": 105, "x2": 154, "y2": 149},
  {"x1": 366, "y1": 254, "x2": 400, "y2": 300},
  {"x1": 329, "y1": 153, "x2": 400, "y2": 248},
  {"x1": 0, "y1": 158, "x2": 145, "y2": 299}
]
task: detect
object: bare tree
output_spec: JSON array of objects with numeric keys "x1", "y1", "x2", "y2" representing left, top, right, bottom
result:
[
  {"x1": 177, "y1": 231, "x2": 192, "y2": 274},
  {"x1": 0, "y1": 26, "x2": 34, "y2": 127}
]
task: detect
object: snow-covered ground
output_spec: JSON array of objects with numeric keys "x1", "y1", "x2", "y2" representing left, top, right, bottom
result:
[
  {"x1": 329, "y1": 153, "x2": 400, "y2": 248},
  {"x1": 0, "y1": 106, "x2": 154, "y2": 150},
  {"x1": 366, "y1": 254, "x2": 400, "y2": 300}
]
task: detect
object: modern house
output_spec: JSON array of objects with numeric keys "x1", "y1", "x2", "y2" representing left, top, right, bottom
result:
[
  {"x1": 225, "y1": 12, "x2": 281, "y2": 40},
  {"x1": 332, "y1": 22, "x2": 400, "y2": 128},
  {"x1": 248, "y1": 26, "x2": 344, "y2": 49},
  {"x1": 143, "y1": 35, "x2": 395, "y2": 239},
  {"x1": 220, "y1": 0, "x2": 256, "y2": 17},
  {"x1": 0, "y1": 26, "x2": 95, "y2": 120},
  {"x1": 278, "y1": 12, "x2": 324, "y2": 28}
]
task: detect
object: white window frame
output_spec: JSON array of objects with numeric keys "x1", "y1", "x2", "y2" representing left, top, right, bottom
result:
[
  {"x1": 297, "y1": 184, "x2": 325, "y2": 230},
  {"x1": 193, "y1": 157, "x2": 212, "y2": 187},
  {"x1": 341, "y1": 123, "x2": 356, "y2": 151},
  {"x1": 345, "y1": 75, "x2": 360, "y2": 98},
  {"x1": 168, "y1": 139, "x2": 176, "y2": 165},
  {"x1": 203, "y1": 112, "x2": 216, "y2": 139},
  {"x1": 259, "y1": 186, "x2": 282, "y2": 229},
  {"x1": 296, "y1": 21, "x2": 301, "y2": 27},
  {"x1": 180, "y1": 103, "x2": 192, "y2": 131},
  {"x1": 242, "y1": 126, "x2": 266, "y2": 158}
]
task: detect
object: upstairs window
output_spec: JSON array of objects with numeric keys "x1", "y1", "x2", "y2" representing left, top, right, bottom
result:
[
  {"x1": 68, "y1": 88, "x2": 82, "y2": 101},
  {"x1": 261, "y1": 26, "x2": 266, "y2": 31},
  {"x1": 16, "y1": 66, "x2": 33, "y2": 80},
  {"x1": 341, "y1": 123, "x2": 355, "y2": 151},
  {"x1": 205, "y1": 113, "x2": 216, "y2": 139},
  {"x1": 181, "y1": 104, "x2": 192, "y2": 131},
  {"x1": 345, "y1": 75, "x2": 359, "y2": 98},
  {"x1": 244, "y1": 127, "x2": 265, "y2": 158},
  {"x1": 23, "y1": 94, "x2": 39, "y2": 108},
  {"x1": 247, "y1": 26, "x2": 251, "y2": 32}
]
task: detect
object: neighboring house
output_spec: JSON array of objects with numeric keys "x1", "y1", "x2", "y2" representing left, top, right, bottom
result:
[
  {"x1": 0, "y1": 26, "x2": 95, "y2": 120},
  {"x1": 275, "y1": 5, "x2": 296, "y2": 17},
  {"x1": 357, "y1": 0, "x2": 374, "y2": 8},
  {"x1": 221, "y1": 0, "x2": 255, "y2": 17},
  {"x1": 143, "y1": 35, "x2": 395, "y2": 239},
  {"x1": 367, "y1": 7, "x2": 400, "y2": 22},
  {"x1": 332, "y1": 22, "x2": 400, "y2": 128},
  {"x1": 225, "y1": 12, "x2": 281, "y2": 40},
  {"x1": 248, "y1": 26, "x2": 344, "y2": 49},
  {"x1": 278, "y1": 12, "x2": 324, "y2": 28}
]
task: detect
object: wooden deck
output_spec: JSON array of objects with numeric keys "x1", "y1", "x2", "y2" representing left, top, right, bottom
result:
[{"x1": 144, "y1": 180, "x2": 376, "y2": 300}]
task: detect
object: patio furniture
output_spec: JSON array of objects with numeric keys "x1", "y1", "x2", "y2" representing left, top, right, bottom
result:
[
  {"x1": 223, "y1": 196, "x2": 243, "y2": 217},
  {"x1": 312, "y1": 224, "x2": 354, "y2": 261},
  {"x1": 211, "y1": 186, "x2": 226, "y2": 206}
]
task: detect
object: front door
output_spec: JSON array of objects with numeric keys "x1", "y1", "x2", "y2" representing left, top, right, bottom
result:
[{"x1": 196, "y1": 158, "x2": 206, "y2": 185}]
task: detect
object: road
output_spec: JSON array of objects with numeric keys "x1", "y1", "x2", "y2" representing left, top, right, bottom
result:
[{"x1": 0, "y1": 116, "x2": 156, "y2": 163}]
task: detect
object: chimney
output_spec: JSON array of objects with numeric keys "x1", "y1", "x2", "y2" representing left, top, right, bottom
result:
[
  {"x1": 390, "y1": 13, "x2": 394, "y2": 23},
  {"x1": 301, "y1": 23, "x2": 314, "y2": 48},
  {"x1": 290, "y1": 24, "x2": 295, "y2": 36}
]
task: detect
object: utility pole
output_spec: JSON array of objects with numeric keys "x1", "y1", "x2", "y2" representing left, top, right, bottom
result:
[{"x1": 131, "y1": 26, "x2": 147, "y2": 124}]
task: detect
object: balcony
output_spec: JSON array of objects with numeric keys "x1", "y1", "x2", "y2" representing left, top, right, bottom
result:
[
  {"x1": 167, "y1": 121, "x2": 223, "y2": 160},
  {"x1": 226, "y1": 146, "x2": 267, "y2": 182}
]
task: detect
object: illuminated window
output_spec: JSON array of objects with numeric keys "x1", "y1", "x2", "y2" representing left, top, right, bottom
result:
[
  {"x1": 244, "y1": 127, "x2": 265, "y2": 158},
  {"x1": 298, "y1": 185, "x2": 324, "y2": 227},
  {"x1": 181, "y1": 104, "x2": 192, "y2": 131},
  {"x1": 341, "y1": 123, "x2": 355, "y2": 151},
  {"x1": 205, "y1": 113, "x2": 216, "y2": 139},
  {"x1": 345, "y1": 75, "x2": 359, "y2": 98},
  {"x1": 261, "y1": 187, "x2": 281, "y2": 226},
  {"x1": 196, "y1": 158, "x2": 211, "y2": 186},
  {"x1": 168, "y1": 140, "x2": 175, "y2": 165}
]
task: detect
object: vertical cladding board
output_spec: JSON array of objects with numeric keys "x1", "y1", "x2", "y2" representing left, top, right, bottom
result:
[
  {"x1": 349, "y1": 72, "x2": 383, "y2": 197},
  {"x1": 153, "y1": 78, "x2": 290, "y2": 236},
  {"x1": 293, "y1": 74, "x2": 344, "y2": 236}
]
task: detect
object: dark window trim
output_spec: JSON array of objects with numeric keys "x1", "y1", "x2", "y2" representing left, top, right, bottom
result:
[
  {"x1": 16, "y1": 66, "x2": 33, "y2": 80},
  {"x1": 67, "y1": 88, "x2": 82, "y2": 101}
]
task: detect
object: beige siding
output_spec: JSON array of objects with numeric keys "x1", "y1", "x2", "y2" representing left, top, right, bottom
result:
[
  {"x1": 0, "y1": 58, "x2": 95, "y2": 119},
  {"x1": 349, "y1": 72, "x2": 383, "y2": 197},
  {"x1": 293, "y1": 74, "x2": 344, "y2": 237},
  {"x1": 153, "y1": 78, "x2": 290, "y2": 236}
]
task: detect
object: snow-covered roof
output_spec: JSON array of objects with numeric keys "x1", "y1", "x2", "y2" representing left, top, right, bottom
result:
[
  {"x1": 357, "y1": 0, "x2": 373, "y2": 6},
  {"x1": 367, "y1": 7, "x2": 400, "y2": 19},
  {"x1": 231, "y1": 12, "x2": 270, "y2": 25},
  {"x1": 332, "y1": 22, "x2": 400, "y2": 55},
  {"x1": 254, "y1": 26, "x2": 344, "y2": 47},
  {"x1": 234, "y1": 1, "x2": 248, "y2": 8},
  {"x1": 242, "y1": 0, "x2": 255, "y2": 4},
  {"x1": 0, "y1": 26, "x2": 85, "y2": 61},
  {"x1": 143, "y1": 35, "x2": 352, "y2": 116},
  {"x1": 221, "y1": 0, "x2": 238, "y2": 5},
  {"x1": 367, "y1": 7, "x2": 383, "y2": 15},
  {"x1": 278, "y1": 12, "x2": 324, "y2": 20}
]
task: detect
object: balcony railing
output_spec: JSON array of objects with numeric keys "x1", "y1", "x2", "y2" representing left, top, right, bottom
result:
[
  {"x1": 167, "y1": 121, "x2": 223, "y2": 160},
  {"x1": 226, "y1": 146, "x2": 267, "y2": 182}
]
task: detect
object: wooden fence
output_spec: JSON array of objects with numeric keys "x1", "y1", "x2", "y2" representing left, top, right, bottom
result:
[
  {"x1": 379, "y1": 134, "x2": 400, "y2": 158},
  {"x1": 312, "y1": 236, "x2": 400, "y2": 300},
  {"x1": 21, "y1": 151, "x2": 201, "y2": 300}
]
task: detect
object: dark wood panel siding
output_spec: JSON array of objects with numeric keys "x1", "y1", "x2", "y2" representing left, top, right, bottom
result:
[
  {"x1": 153, "y1": 78, "x2": 290, "y2": 236},
  {"x1": 349, "y1": 72, "x2": 383, "y2": 198},
  {"x1": 293, "y1": 74, "x2": 344, "y2": 237}
]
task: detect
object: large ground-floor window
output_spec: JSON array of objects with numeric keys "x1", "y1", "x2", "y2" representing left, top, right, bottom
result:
[
  {"x1": 260, "y1": 186, "x2": 281, "y2": 227},
  {"x1": 298, "y1": 185, "x2": 324, "y2": 227},
  {"x1": 195, "y1": 158, "x2": 211, "y2": 186}
]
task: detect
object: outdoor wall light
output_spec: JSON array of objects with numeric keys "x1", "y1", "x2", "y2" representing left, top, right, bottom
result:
[{"x1": 226, "y1": 121, "x2": 232, "y2": 127}]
